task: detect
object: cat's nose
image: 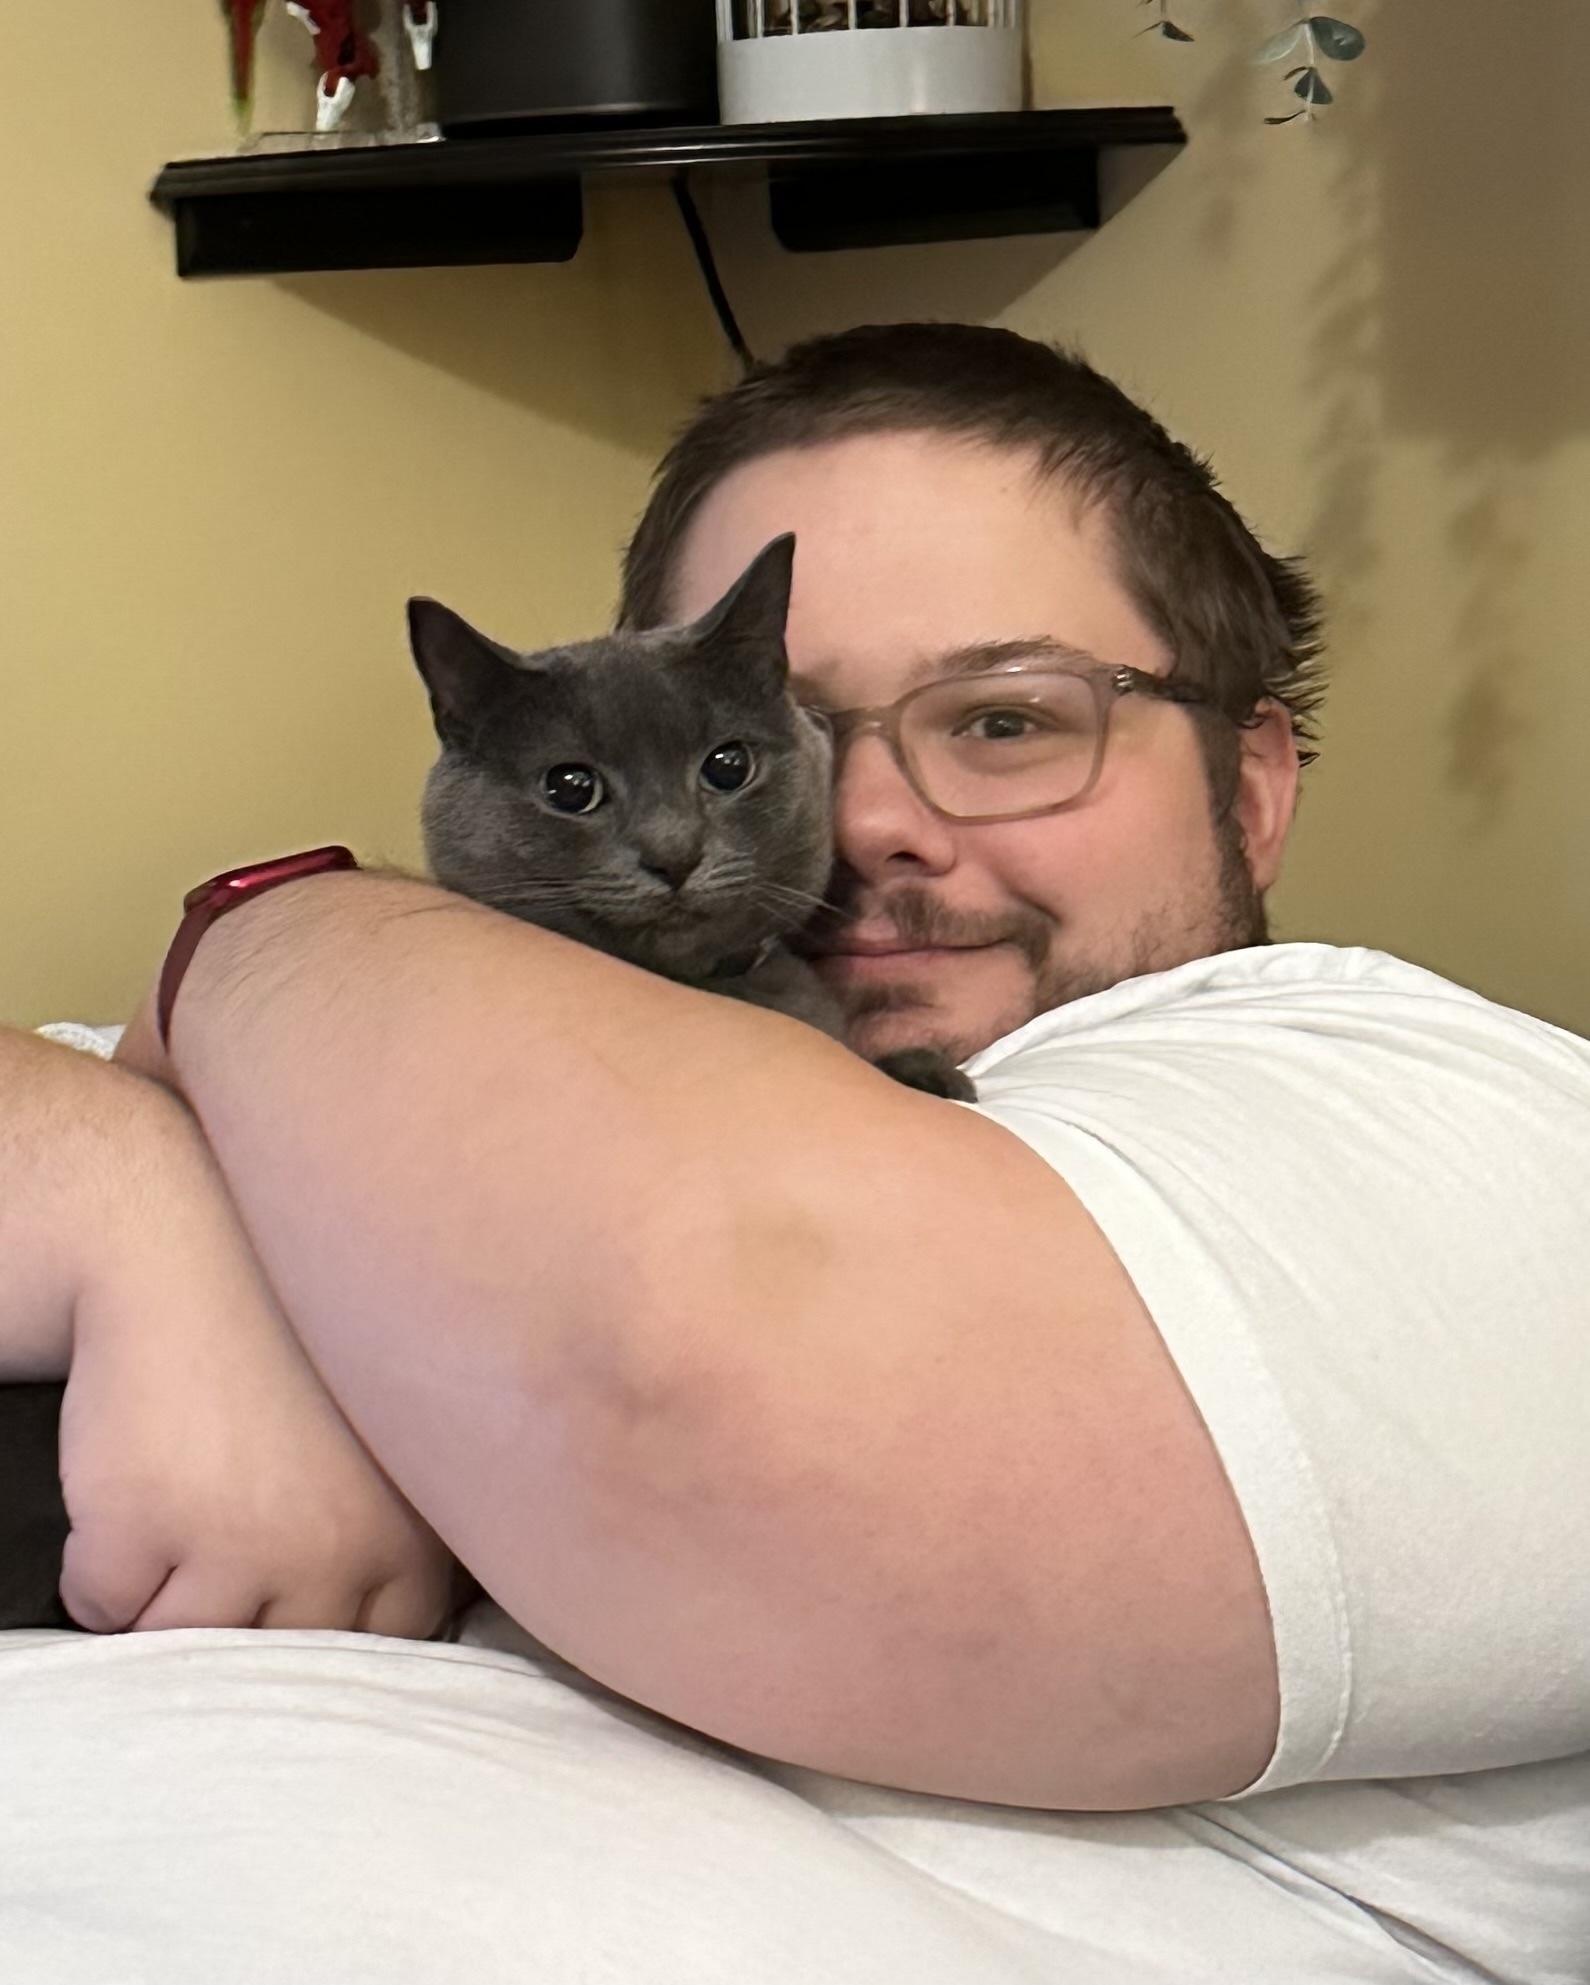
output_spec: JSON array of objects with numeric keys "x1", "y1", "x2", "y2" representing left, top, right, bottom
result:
[{"x1": 638, "y1": 847, "x2": 702, "y2": 891}]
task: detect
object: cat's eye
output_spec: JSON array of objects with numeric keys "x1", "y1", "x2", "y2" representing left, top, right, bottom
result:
[
  {"x1": 700, "y1": 742, "x2": 756, "y2": 793},
  {"x1": 542, "y1": 763, "x2": 607, "y2": 814}
]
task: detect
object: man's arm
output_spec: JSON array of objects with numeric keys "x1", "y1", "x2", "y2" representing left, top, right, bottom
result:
[
  {"x1": 0, "y1": 1028, "x2": 143, "y2": 1381},
  {"x1": 0, "y1": 1024, "x2": 454, "y2": 1635},
  {"x1": 156, "y1": 870, "x2": 1279, "y2": 1810}
]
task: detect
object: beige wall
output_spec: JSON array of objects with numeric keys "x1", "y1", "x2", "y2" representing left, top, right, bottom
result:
[
  {"x1": 0, "y1": 2, "x2": 724, "y2": 1024},
  {"x1": 4, "y1": 0, "x2": 1585, "y2": 1033}
]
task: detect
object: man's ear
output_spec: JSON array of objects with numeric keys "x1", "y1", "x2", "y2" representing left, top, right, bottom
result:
[{"x1": 1232, "y1": 700, "x2": 1300, "y2": 891}]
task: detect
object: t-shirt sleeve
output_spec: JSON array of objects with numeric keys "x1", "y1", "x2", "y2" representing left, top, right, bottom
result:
[{"x1": 960, "y1": 947, "x2": 1590, "y2": 1795}]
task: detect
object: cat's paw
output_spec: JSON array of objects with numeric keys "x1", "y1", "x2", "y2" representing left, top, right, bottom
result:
[{"x1": 872, "y1": 1048, "x2": 978, "y2": 1103}]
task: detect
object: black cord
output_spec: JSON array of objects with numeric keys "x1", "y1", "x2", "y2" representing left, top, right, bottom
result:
[{"x1": 672, "y1": 173, "x2": 754, "y2": 372}]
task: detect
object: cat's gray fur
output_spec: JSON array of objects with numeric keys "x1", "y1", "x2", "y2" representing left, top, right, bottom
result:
[{"x1": 408, "y1": 534, "x2": 973, "y2": 1099}]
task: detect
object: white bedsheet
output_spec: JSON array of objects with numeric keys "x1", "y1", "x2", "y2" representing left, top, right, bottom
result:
[{"x1": 0, "y1": 1606, "x2": 1492, "y2": 1983}]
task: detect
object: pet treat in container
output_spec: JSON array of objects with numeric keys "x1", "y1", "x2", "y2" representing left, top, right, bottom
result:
[{"x1": 716, "y1": 1, "x2": 1025, "y2": 124}]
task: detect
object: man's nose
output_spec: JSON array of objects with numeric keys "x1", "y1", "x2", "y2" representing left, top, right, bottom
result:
[{"x1": 830, "y1": 731, "x2": 958, "y2": 880}]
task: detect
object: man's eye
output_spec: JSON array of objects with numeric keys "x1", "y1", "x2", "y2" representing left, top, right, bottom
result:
[
  {"x1": 957, "y1": 708, "x2": 1045, "y2": 741},
  {"x1": 542, "y1": 764, "x2": 606, "y2": 814}
]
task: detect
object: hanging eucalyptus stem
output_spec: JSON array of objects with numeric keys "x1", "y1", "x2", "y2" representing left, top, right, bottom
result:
[
  {"x1": 1256, "y1": 12, "x2": 1366, "y2": 122},
  {"x1": 1137, "y1": 0, "x2": 1194, "y2": 46},
  {"x1": 1135, "y1": 4, "x2": 1368, "y2": 121}
]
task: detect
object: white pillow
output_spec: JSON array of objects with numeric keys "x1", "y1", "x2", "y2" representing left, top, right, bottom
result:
[{"x1": 0, "y1": 1608, "x2": 1477, "y2": 1983}]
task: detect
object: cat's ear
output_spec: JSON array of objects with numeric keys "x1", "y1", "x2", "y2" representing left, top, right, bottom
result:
[
  {"x1": 688, "y1": 534, "x2": 796, "y2": 690},
  {"x1": 407, "y1": 598, "x2": 521, "y2": 744}
]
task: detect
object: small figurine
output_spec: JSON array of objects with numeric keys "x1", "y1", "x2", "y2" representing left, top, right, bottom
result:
[
  {"x1": 221, "y1": 1, "x2": 440, "y2": 136},
  {"x1": 282, "y1": 0, "x2": 379, "y2": 131},
  {"x1": 404, "y1": 1, "x2": 438, "y2": 70}
]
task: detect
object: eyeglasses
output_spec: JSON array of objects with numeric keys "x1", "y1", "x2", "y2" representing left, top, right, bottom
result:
[{"x1": 804, "y1": 663, "x2": 1221, "y2": 824}]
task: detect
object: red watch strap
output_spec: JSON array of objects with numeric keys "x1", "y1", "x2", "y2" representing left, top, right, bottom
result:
[{"x1": 156, "y1": 845, "x2": 359, "y2": 1048}]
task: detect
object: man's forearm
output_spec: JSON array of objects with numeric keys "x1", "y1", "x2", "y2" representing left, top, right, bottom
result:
[{"x1": 0, "y1": 1029, "x2": 155, "y2": 1380}]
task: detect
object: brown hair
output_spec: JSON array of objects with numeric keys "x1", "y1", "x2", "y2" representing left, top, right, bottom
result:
[{"x1": 620, "y1": 323, "x2": 1324, "y2": 802}]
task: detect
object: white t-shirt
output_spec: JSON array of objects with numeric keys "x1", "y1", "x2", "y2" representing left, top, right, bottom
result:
[
  {"x1": 10, "y1": 947, "x2": 1588, "y2": 1983},
  {"x1": 957, "y1": 942, "x2": 1590, "y2": 1979},
  {"x1": 963, "y1": 942, "x2": 1590, "y2": 1794}
]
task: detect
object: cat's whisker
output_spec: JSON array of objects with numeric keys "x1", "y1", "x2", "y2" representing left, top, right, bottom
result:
[
  {"x1": 441, "y1": 869, "x2": 633, "y2": 909},
  {"x1": 707, "y1": 856, "x2": 821, "y2": 900},
  {"x1": 749, "y1": 881, "x2": 829, "y2": 914}
]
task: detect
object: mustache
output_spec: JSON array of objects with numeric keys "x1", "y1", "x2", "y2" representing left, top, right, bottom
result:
[{"x1": 799, "y1": 877, "x2": 1054, "y2": 977}]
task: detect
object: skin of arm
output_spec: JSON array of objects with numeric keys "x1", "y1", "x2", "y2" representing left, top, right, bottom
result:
[
  {"x1": 147, "y1": 868, "x2": 1280, "y2": 1811},
  {"x1": 0, "y1": 1024, "x2": 454, "y2": 1635},
  {"x1": 0, "y1": 1028, "x2": 150, "y2": 1381}
]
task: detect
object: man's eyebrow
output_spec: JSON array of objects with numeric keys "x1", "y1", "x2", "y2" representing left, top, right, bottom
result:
[{"x1": 795, "y1": 637, "x2": 1108, "y2": 705}]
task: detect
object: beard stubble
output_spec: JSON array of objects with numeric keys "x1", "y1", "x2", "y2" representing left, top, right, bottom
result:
[{"x1": 823, "y1": 803, "x2": 1269, "y2": 1062}]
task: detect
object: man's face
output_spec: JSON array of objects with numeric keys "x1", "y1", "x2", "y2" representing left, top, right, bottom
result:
[{"x1": 671, "y1": 432, "x2": 1298, "y2": 1063}]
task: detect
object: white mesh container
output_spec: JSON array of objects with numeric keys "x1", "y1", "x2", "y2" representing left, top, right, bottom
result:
[{"x1": 716, "y1": 2, "x2": 1025, "y2": 125}]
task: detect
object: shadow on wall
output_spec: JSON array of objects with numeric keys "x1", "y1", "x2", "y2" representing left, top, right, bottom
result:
[
  {"x1": 277, "y1": 183, "x2": 728, "y2": 461},
  {"x1": 1044, "y1": 0, "x2": 1576, "y2": 838},
  {"x1": 1288, "y1": 1, "x2": 1385, "y2": 679},
  {"x1": 1371, "y1": 0, "x2": 1590, "y2": 821},
  {"x1": 1377, "y1": 0, "x2": 1587, "y2": 452},
  {"x1": 1173, "y1": 0, "x2": 1275, "y2": 266},
  {"x1": 691, "y1": 171, "x2": 1087, "y2": 360}
]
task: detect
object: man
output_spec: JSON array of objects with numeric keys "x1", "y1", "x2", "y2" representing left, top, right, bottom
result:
[{"x1": 4, "y1": 325, "x2": 1587, "y2": 1974}]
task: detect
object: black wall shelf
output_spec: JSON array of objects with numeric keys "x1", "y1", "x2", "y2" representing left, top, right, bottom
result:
[{"x1": 148, "y1": 108, "x2": 1186, "y2": 279}]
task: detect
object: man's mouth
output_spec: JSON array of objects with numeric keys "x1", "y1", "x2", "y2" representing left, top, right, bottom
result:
[
  {"x1": 794, "y1": 886, "x2": 1054, "y2": 981},
  {"x1": 824, "y1": 934, "x2": 948, "y2": 956},
  {"x1": 810, "y1": 935, "x2": 992, "y2": 973}
]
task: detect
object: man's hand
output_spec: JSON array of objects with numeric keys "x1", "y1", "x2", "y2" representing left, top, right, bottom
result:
[{"x1": 55, "y1": 1081, "x2": 455, "y2": 1636}]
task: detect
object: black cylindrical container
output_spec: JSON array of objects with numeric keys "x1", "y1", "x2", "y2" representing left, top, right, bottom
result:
[{"x1": 434, "y1": 0, "x2": 719, "y2": 134}]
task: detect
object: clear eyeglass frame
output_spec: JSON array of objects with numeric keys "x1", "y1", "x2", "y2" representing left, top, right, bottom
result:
[{"x1": 802, "y1": 663, "x2": 1221, "y2": 824}]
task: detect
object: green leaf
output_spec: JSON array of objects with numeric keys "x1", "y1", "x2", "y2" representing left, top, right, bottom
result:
[
  {"x1": 1254, "y1": 23, "x2": 1308, "y2": 64},
  {"x1": 1293, "y1": 66, "x2": 1334, "y2": 103},
  {"x1": 1309, "y1": 16, "x2": 1366, "y2": 60}
]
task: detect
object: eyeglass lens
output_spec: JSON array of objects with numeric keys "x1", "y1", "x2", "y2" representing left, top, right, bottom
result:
[{"x1": 899, "y1": 673, "x2": 1103, "y2": 819}]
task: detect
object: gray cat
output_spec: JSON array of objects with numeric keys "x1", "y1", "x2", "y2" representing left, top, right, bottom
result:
[{"x1": 407, "y1": 534, "x2": 973, "y2": 1100}]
